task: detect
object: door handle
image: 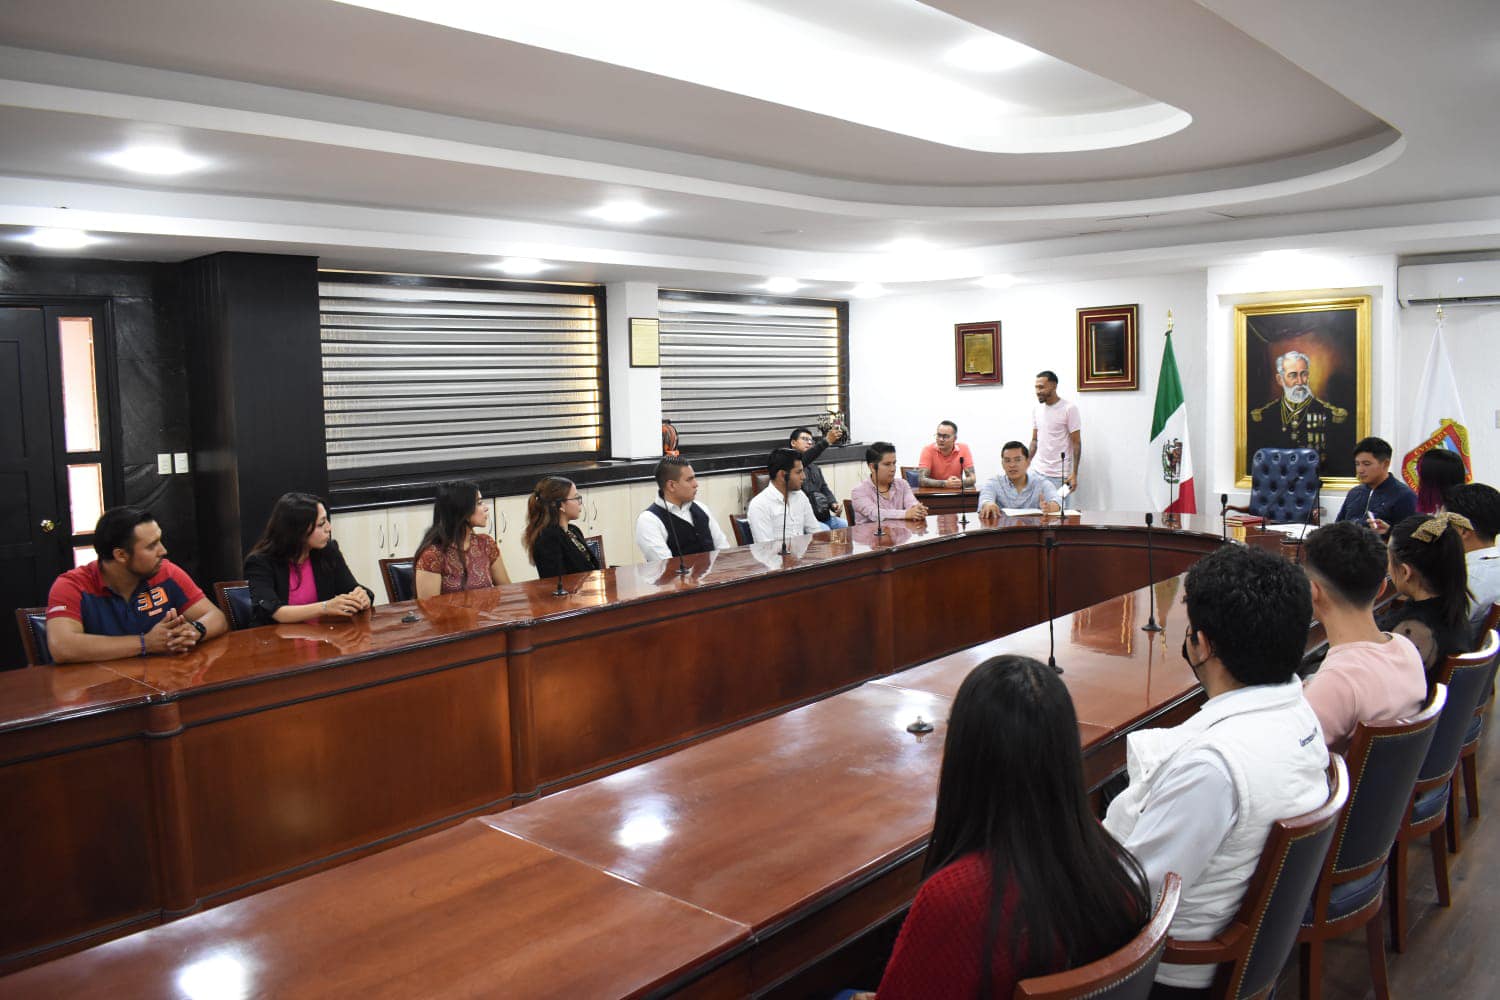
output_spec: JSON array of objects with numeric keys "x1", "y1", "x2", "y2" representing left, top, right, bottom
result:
[
  {"x1": 40, "y1": 518, "x2": 57, "y2": 534},
  {"x1": 376, "y1": 525, "x2": 385, "y2": 551}
]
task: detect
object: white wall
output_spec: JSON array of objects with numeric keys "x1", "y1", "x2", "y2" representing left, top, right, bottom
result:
[
  {"x1": 849, "y1": 272, "x2": 1208, "y2": 513},
  {"x1": 1397, "y1": 303, "x2": 1498, "y2": 482}
]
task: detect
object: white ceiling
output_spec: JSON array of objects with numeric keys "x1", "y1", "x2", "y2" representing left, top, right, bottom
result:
[{"x1": 1, "y1": 0, "x2": 1498, "y2": 294}]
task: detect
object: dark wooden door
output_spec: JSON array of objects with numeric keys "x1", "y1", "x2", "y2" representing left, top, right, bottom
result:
[{"x1": 0, "y1": 307, "x2": 65, "y2": 667}]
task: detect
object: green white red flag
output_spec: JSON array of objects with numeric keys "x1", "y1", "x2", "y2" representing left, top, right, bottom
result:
[{"x1": 1147, "y1": 331, "x2": 1196, "y2": 513}]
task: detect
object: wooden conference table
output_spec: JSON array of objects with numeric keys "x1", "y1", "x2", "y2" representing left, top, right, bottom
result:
[
  {"x1": 1, "y1": 557, "x2": 1212, "y2": 998},
  {"x1": 0, "y1": 512, "x2": 1223, "y2": 975}
]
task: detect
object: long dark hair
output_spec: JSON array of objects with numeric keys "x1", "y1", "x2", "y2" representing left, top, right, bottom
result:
[
  {"x1": 926, "y1": 655, "x2": 1149, "y2": 993},
  {"x1": 415, "y1": 481, "x2": 483, "y2": 579},
  {"x1": 1416, "y1": 448, "x2": 1466, "y2": 514},
  {"x1": 523, "y1": 477, "x2": 574, "y2": 562},
  {"x1": 248, "y1": 492, "x2": 324, "y2": 562},
  {"x1": 1388, "y1": 513, "x2": 1473, "y2": 636}
]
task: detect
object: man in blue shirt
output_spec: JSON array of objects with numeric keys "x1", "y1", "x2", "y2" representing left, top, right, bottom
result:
[
  {"x1": 1335, "y1": 436, "x2": 1416, "y2": 536},
  {"x1": 977, "y1": 441, "x2": 1062, "y2": 516}
]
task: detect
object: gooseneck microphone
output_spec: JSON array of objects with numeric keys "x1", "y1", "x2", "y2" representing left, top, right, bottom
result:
[
  {"x1": 1142, "y1": 512, "x2": 1163, "y2": 632},
  {"x1": 873, "y1": 468, "x2": 886, "y2": 538},
  {"x1": 1289, "y1": 478, "x2": 1323, "y2": 563},
  {"x1": 958, "y1": 455, "x2": 969, "y2": 528},
  {"x1": 1044, "y1": 535, "x2": 1062, "y2": 673},
  {"x1": 780, "y1": 477, "x2": 791, "y2": 556},
  {"x1": 1220, "y1": 493, "x2": 1229, "y2": 541},
  {"x1": 662, "y1": 500, "x2": 691, "y2": 577}
]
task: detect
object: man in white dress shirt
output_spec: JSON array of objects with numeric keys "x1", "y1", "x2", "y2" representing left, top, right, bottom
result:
[
  {"x1": 635, "y1": 456, "x2": 732, "y2": 562},
  {"x1": 746, "y1": 447, "x2": 820, "y2": 545},
  {"x1": 1103, "y1": 544, "x2": 1329, "y2": 995},
  {"x1": 1445, "y1": 483, "x2": 1500, "y2": 639}
]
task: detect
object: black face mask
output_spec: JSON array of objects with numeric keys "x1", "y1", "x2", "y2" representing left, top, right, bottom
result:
[{"x1": 1181, "y1": 626, "x2": 1209, "y2": 673}]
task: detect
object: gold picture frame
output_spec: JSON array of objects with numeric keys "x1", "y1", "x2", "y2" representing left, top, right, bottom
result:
[
  {"x1": 1076, "y1": 304, "x2": 1139, "y2": 391},
  {"x1": 629, "y1": 317, "x2": 660, "y2": 367},
  {"x1": 1234, "y1": 296, "x2": 1371, "y2": 489},
  {"x1": 954, "y1": 321, "x2": 1001, "y2": 386}
]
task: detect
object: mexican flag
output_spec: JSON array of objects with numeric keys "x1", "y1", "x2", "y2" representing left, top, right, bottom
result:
[
  {"x1": 1147, "y1": 331, "x2": 1197, "y2": 513},
  {"x1": 1401, "y1": 315, "x2": 1471, "y2": 489}
]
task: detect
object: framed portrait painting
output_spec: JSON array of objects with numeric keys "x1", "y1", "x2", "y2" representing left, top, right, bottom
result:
[
  {"x1": 1076, "y1": 304, "x2": 1139, "y2": 391},
  {"x1": 954, "y1": 321, "x2": 1001, "y2": 386},
  {"x1": 1234, "y1": 296, "x2": 1371, "y2": 489}
]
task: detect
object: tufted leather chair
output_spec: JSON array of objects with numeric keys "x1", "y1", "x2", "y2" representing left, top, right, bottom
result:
[
  {"x1": 213, "y1": 580, "x2": 255, "y2": 631},
  {"x1": 379, "y1": 558, "x2": 416, "y2": 603},
  {"x1": 15, "y1": 607, "x2": 52, "y2": 666},
  {"x1": 1228, "y1": 448, "x2": 1322, "y2": 523}
]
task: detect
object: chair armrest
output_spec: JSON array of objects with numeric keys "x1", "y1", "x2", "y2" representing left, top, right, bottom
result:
[{"x1": 1163, "y1": 924, "x2": 1247, "y2": 965}]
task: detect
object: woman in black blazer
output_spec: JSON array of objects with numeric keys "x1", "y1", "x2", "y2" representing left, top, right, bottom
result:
[
  {"x1": 523, "y1": 477, "x2": 600, "y2": 578},
  {"x1": 244, "y1": 492, "x2": 376, "y2": 627}
]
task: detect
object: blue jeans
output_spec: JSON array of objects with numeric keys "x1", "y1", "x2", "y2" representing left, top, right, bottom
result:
[{"x1": 821, "y1": 514, "x2": 849, "y2": 530}]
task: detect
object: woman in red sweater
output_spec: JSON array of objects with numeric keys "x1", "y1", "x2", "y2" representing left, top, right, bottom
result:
[{"x1": 874, "y1": 655, "x2": 1151, "y2": 999}]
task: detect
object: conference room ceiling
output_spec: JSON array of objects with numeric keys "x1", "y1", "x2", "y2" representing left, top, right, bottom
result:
[{"x1": 1, "y1": 0, "x2": 1498, "y2": 293}]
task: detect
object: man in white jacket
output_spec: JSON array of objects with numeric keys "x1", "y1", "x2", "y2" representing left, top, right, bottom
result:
[{"x1": 1103, "y1": 544, "x2": 1329, "y2": 997}]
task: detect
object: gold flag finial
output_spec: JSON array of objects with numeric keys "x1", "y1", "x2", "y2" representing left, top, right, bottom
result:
[
  {"x1": 1435, "y1": 303, "x2": 1445, "y2": 326},
  {"x1": 1167, "y1": 309, "x2": 1174, "y2": 332}
]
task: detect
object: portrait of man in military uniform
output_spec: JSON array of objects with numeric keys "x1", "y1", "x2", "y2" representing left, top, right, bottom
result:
[
  {"x1": 1247, "y1": 349, "x2": 1352, "y2": 470},
  {"x1": 1235, "y1": 297, "x2": 1370, "y2": 487}
]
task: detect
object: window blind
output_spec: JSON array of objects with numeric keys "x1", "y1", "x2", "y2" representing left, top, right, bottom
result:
[
  {"x1": 657, "y1": 291, "x2": 846, "y2": 448},
  {"x1": 320, "y1": 273, "x2": 605, "y2": 478}
]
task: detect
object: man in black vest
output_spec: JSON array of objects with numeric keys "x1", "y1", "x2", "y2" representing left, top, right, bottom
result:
[{"x1": 635, "y1": 456, "x2": 733, "y2": 562}]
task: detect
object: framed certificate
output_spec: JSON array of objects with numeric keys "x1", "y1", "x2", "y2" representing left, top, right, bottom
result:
[{"x1": 954, "y1": 321, "x2": 1001, "y2": 386}]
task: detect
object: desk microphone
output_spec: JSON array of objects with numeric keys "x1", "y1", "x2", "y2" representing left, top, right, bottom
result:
[
  {"x1": 1044, "y1": 535, "x2": 1062, "y2": 673},
  {"x1": 780, "y1": 480, "x2": 791, "y2": 556},
  {"x1": 553, "y1": 570, "x2": 567, "y2": 597},
  {"x1": 1220, "y1": 493, "x2": 1229, "y2": 542},
  {"x1": 1059, "y1": 450, "x2": 1068, "y2": 500},
  {"x1": 1142, "y1": 512, "x2": 1163, "y2": 632},
  {"x1": 1288, "y1": 478, "x2": 1323, "y2": 562},
  {"x1": 958, "y1": 455, "x2": 969, "y2": 528},
  {"x1": 662, "y1": 502, "x2": 691, "y2": 577},
  {"x1": 872, "y1": 469, "x2": 886, "y2": 538}
]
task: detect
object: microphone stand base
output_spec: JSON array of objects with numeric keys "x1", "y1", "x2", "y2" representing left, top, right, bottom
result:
[
  {"x1": 674, "y1": 562, "x2": 690, "y2": 577},
  {"x1": 1047, "y1": 656, "x2": 1063, "y2": 674},
  {"x1": 1141, "y1": 621, "x2": 1164, "y2": 633}
]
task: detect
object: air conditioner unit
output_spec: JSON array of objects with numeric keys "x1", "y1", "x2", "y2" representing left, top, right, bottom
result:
[{"x1": 1398, "y1": 260, "x2": 1500, "y2": 306}]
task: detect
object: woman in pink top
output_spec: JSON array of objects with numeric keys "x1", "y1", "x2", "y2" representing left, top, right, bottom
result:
[
  {"x1": 850, "y1": 442, "x2": 928, "y2": 525},
  {"x1": 414, "y1": 481, "x2": 509, "y2": 597}
]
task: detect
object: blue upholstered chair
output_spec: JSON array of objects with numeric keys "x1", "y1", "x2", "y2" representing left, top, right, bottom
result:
[
  {"x1": 1227, "y1": 448, "x2": 1322, "y2": 523},
  {"x1": 584, "y1": 534, "x2": 605, "y2": 568},
  {"x1": 1164, "y1": 756, "x2": 1348, "y2": 1000},
  {"x1": 1454, "y1": 605, "x2": 1500, "y2": 835},
  {"x1": 1297, "y1": 688, "x2": 1446, "y2": 999},
  {"x1": 379, "y1": 557, "x2": 415, "y2": 603},
  {"x1": 213, "y1": 580, "x2": 255, "y2": 631},
  {"x1": 1389, "y1": 632, "x2": 1499, "y2": 950},
  {"x1": 902, "y1": 466, "x2": 922, "y2": 489},
  {"x1": 1015, "y1": 873, "x2": 1182, "y2": 1000},
  {"x1": 15, "y1": 607, "x2": 52, "y2": 666},
  {"x1": 730, "y1": 515, "x2": 753, "y2": 546}
]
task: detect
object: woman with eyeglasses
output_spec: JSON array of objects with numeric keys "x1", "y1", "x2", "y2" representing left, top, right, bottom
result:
[
  {"x1": 524, "y1": 476, "x2": 600, "y2": 578},
  {"x1": 413, "y1": 481, "x2": 509, "y2": 598}
]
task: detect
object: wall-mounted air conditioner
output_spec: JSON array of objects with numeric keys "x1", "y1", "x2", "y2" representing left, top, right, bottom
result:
[{"x1": 1398, "y1": 259, "x2": 1500, "y2": 306}]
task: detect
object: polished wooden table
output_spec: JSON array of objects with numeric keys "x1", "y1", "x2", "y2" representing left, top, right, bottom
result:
[
  {"x1": 912, "y1": 487, "x2": 976, "y2": 515},
  {"x1": 0, "y1": 570, "x2": 1207, "y2": 999},
  {"x1": 0, "y1": 512, "x2": 1223, "y2": 971}
]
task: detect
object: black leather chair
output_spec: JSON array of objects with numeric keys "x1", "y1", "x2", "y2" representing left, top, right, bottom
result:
[
  {"x1": 1015, "y1": 873, "x2": 1181, "y2": 999},
  {"x1": 379, "y1": 557, "x2": 416, "y2": 603},
  {"x1": 1454, "y1": 607, "x2": 1500, "y2": 839},
  {"x1": 1164, "y1": 756, "x2": 1348, "y2": 1000},
  {"x1": 1226, "y1": 448, "x2": 1321, "y2": 523},
  {"x1": 213, "y1": 580, "x2": 255, "y2": 631},
  {"x1": 584, "y1": 534, "x2": 605, "y2": 568},
  {"x1": 1390, "y1": 632, "x2": 1499, "y2": 950},
  {"x1": 730, "y1": 516, "x2": 753, "y2": 545},
  {"x1": 14, "y1": 607, "x2": 51, "y2": 666},
  {"x1": 1297, "y1": 688, "x2": 1445, "y2": 999}
]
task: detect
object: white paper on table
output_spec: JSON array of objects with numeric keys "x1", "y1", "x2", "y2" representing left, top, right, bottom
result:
[
  {"x1": 1000, "y1": 508, "x2": 1084, "y2": 517},
  {"x1": 1264, "y1": 522, "x2": 1319, "y2": 540}
]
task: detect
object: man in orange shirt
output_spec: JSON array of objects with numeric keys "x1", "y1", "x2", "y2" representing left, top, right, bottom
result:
[{"x1": 917, "y1": 420, "x2": 976, "y2": 490}]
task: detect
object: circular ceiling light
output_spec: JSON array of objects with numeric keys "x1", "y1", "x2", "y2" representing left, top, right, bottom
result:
[
  {"x1": 943, "y1": 35, "x2": 1044, "y2": 73},
  {"x1": 101, "y1": 146, "x2": 208, "y2": 176},
  {"x1": 493, "y1": 257, "x2": 552, "y2": 276},
  {"x1": 24, "y1": 228, "x2": 97, "y2": 249},
  {"x1": 763, "y1": 277, "x2": 801, "y2": 294}
]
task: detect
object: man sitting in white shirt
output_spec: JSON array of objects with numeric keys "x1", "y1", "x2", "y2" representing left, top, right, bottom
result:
[
  {"x1": 746, "y1": 447, "x2": 820, "y2": 545},
  {"x1": 635, "y1": 456, "x2": 732, "y2": 563},
  {"x1": 1103, "y1": 544, "x2": 1329, "y2": 997},
  {"x1": 1444, "y1": 482, "x2": 1500, "y2": 639}
]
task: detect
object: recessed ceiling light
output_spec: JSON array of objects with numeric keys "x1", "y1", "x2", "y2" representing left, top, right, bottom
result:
[
  {"x1": 23, "y1": 228, "x2": 97, "y2": 250},
  {"x1": 977, "y1": 274, "x2": 1019, "y2": 289},
  {"x1": 849, "y1": 283, "x2": 886, "y2": 299},
  {"x1": 492, "y1": 257, "x2": 552, "y2": 276},
  {"x1": 943, "y1": 36, "x2": 1044, "y2": 73},
  {"x1": 764, "y1": 277, "x2": 801, "y2": 294},
  {"x1": 885, "y1": 237, "x2": 933, "y2": 254},
  {"x1": 588, "y1": 201, "x2": 660, "y2": 224},
  {"x1": 100, "y1": 146, "x2": 208, "y2": 176}
]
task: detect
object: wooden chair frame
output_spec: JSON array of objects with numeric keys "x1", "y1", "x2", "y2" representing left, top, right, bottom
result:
[
  {"x1": 1454, "y1": 608, "x2": 1500, "y2": 831},
  {"x1": 212, "y1": 580, "x2": 251, "y2": 631},
  {"x1": 1163, "y1": 756, "x2": 1349, "y2": 1000},
  {"x1": 378, "y1": 557, "x2": 415, "y2": 604},
  {"x1": 14, "y1": 606, "x2": 49, "y2": 667},
  {"x1": 1014, "y1": 873, "x2": 1182, "y2": 999},
  {"x1": 1299, "y1": 689, "x2": 1446, "y2": 998}
]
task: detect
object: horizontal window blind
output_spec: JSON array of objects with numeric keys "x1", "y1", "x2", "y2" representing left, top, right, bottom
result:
[
  {"x1": 320, "y1": 274, "x2": 605, "y2": 478},
  {"x1": 658, "y1": 292, "x2": 846, "y2": 448}
]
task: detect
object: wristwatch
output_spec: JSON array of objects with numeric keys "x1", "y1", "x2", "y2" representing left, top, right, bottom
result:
[{"x1": 190, "y1": 619, "x2": 207, "y2": 641}]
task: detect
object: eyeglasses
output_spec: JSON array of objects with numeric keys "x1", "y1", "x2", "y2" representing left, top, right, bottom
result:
[{"x1": 565, "y1": 494, "x2": 584, "y2": 504}]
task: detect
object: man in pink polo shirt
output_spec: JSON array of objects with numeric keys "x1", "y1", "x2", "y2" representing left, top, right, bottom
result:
[{"x1": 1302, "y1": 519, "x2": 1427, "y2": 752}]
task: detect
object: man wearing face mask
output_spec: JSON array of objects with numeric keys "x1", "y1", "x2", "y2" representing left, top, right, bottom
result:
[
  {"x1": 1103, "y1": 545, "x2": 1329, "y2": 996},
  {"x1": 1247, "y1": 348, "x2": 1351, "y2": 472}
]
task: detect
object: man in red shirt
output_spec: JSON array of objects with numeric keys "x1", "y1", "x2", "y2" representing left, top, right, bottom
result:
[
  {"x1": 46, "y1": 506, "x2": 228, "y2": 663},
  {"x1": 917, "y1": 420, "x2": 976, "y2": 490}
]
